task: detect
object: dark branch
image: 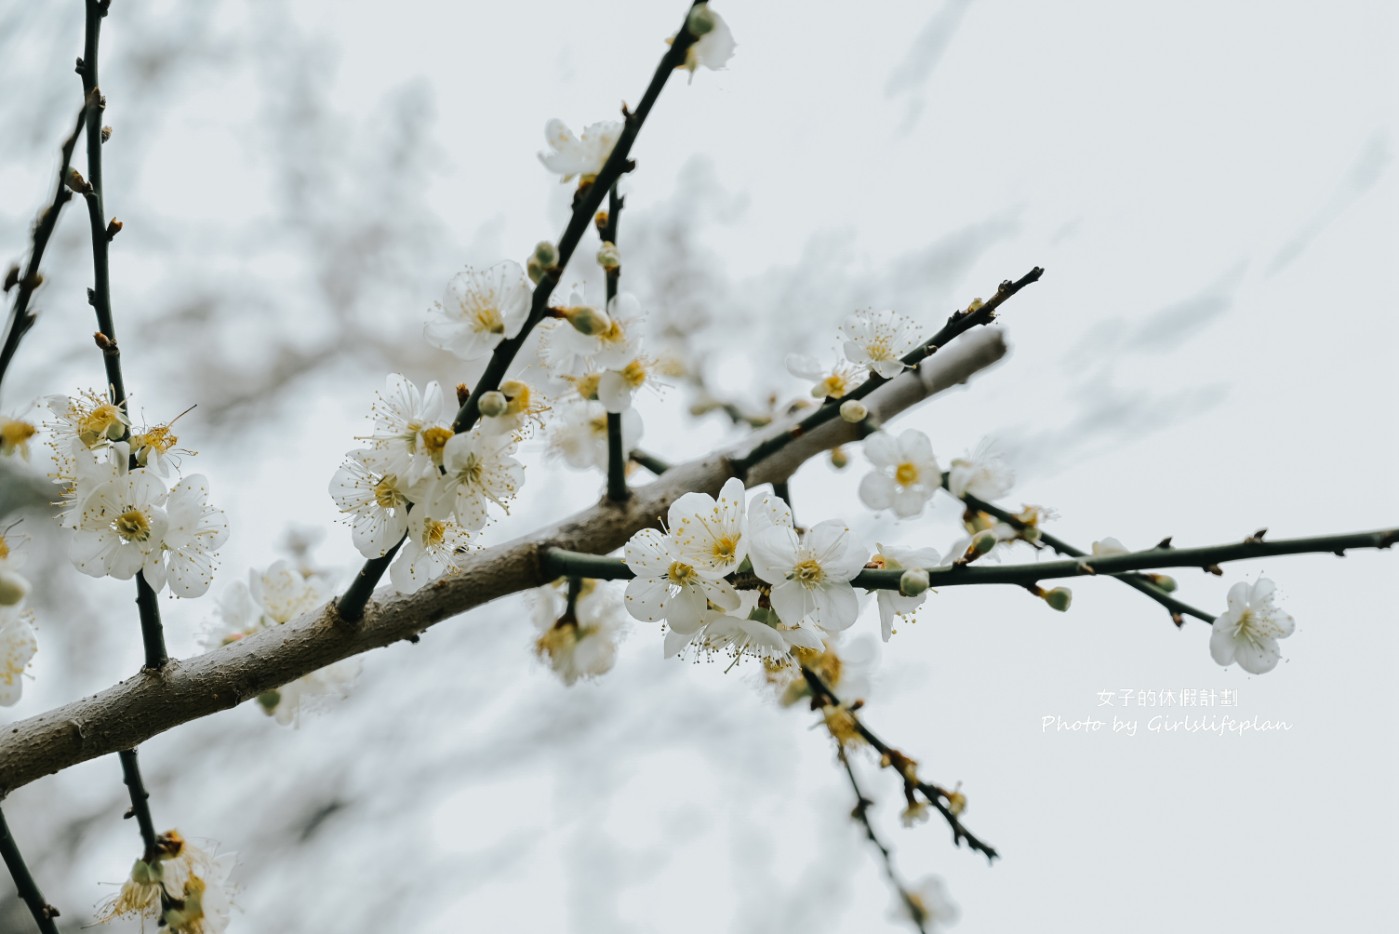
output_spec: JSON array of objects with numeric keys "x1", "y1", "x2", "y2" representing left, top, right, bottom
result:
[
  {"x1": 118, "y1": 749, "x2": 159, "y2": 862},
  {"x1": 0, "y1": 807, "x2": 61, "y2": 934},
  {"x1": 835, "y1": 747, "x2": 928, "y2": 934}
]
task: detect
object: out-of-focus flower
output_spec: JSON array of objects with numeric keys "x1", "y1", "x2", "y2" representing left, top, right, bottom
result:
[
  {"x1": 859, "y1": 429, "x2": 941, "y2": 519},
  {"x1": 786, "y1": 353, "x2": 865, "y2": 400},
  {"x1": 893, "y1": 875, "x2": 960, "y2": 931},
  {"x1": 947, "y1": 439, "x2": 1014, "y2": 501},
  {"x1": 548, "y1": 401, "x2": 641, "y2": 471},
  {"x1": 1210, "y1": 578, "x2": 1295, "y2": 674},
  {"x1": 537, "y1": 119, "x2": 622, "y2": 183},
  {"x1": 679, "y1": 5, "x2": 736, "y2": 78},
  {"x1": 531, "y1": 580, "x2": 626, "y2": 685},
  {"x1": 0, "y1": 605, "x2": 37, "y2": 706}
]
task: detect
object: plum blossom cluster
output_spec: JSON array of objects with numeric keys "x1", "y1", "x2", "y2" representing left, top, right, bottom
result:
[
  {"x1": 96, "y1": 830, "x2": 235, "y2": 933},
  {"x1": 622, "y1": 478, "x2": 913, "y2": 662},
  {"x1": 530, "y1": 578, "x2": 626, "y2": 685},
  {"x1": 329, "y1": 373, "x2": 504, "y2": 594},
  {"x1": 204, "y1": 561, "x2": 361, "y2": 725},
  {"x1": 42, "y1": 390, "x2": 229, "y2": 597}
]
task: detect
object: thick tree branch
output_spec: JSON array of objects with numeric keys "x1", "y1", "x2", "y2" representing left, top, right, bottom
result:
[{"x1": 0, "y1": 330, "x2": 1006, "y2": 797}]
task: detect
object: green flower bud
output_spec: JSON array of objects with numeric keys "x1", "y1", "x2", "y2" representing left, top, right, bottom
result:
[
  {"x1": 560, "y1": 304, "x2": 611, "y2": 336},
  {"x1": 597, "y1": 241, "x2": 621, "y2": 271},
  {"x1": 969, "y1": 530, "x2": 998, "y2": 556},
  {"x1": 477, "y1": 390, "x2": 509, "y2": 418},
  {"x1": 532, "y1": 240, "x2": 559, "y2": 267},
  {"x1": 1044, "y1": 587, "x2": 1073, "y2": 612},
  {"x1": 0, "y1": 570, "x2": 29, "y2": 607},
  {"x1": 686, "y1": 3, "x2": 717, "y2": 36},
  {"x1": 899, "y1": 568, "x2": 930, "y2": 597}
]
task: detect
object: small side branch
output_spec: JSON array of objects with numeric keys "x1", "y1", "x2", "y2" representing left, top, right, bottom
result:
[
  {"x1": 602, "y1": 184, "x2": 629, "y2": 503},
  {"x1": 0, "y1": 97, "x2": 95, "y2": 396},
  {"x1": 118, "y1": 748, "x2": 158, "y2": 862},
  {"x1": 0, "y1": 807, "x2": 61, "y2": 934},
  {"x1": 836, "y1": 747, "x2": 928, "y2": 934}
]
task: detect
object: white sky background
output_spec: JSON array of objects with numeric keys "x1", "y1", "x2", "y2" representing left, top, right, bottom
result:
[{"x1": 1, "y1": 1, "x2": 1396, "y2": 932}]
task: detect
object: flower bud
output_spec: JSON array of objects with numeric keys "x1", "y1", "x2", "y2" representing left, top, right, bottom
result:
[
  {"x1": 1043, "y1": 587, "x2": 1073, "y2": 612},
  {"x1": 687, "y1": 3, "x2": 717, "y2": 36},
  {"x1": 946, "y1": 789, "x2": 967, "y2": 816},
  {"x1": 829, "y1": 447, "x2": 850, "y2": 469},
  {"x1": 477, "y1": 390, "x2": 508, "y2": 418},
  {"x1": 839, "y1": 399, "x2": 867, "y2": 423},
  {"x1": 560, "y1": 304, "x2": 611, "y2": 336},
  {"x1": 597, "y1": 241, "x2": 621, "y2": 271},
  {"x1": 129, "y1": 858, "x2": 163, "y2": 886},
  {"x1": 0, "y1": 570, "x2": 30, "y2": 607},
  {"x1": 532, "y1": 240, "x2": 559, "y2": 267},
  {"x1": 899, "y1": 568, "x2": 930, "y2": 597},
  {"x1": 969, "y1": 530, "x2": 997, "y2": 557},
  {"x1": 1147, "y1": 573, "x2": 1178, "y2": 592},
  {"x1": 526, "y1": 257, "x2": 545, "y2": 284}
]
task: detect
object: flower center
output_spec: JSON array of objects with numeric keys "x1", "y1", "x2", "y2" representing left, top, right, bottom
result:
[
  {"x1": 573, "y1": 372, "x2": 602, "y2": 400},
  {"x1": 711, "y1": 535, "x2": 740, "y2": 562},
  {"x1": 793, "y1": 558, "x2": 824, "y2": 585},
  {"x1": 816, "y1": 374, "x2": 849, "y2": 399},
  {"x1": 667, "y1": 561, "x2": 699, "y2": 586},
  {"x1": 373, "y1": 475, "x2": 405, "y2": 509},
  {"x1": 422, "y1": 518, "x2": 446, "y2": 548},
  {"x1": 421, "y1": 426, "x2": 453, "y2": 464},
  {"x1": 115, "y1": 508, "x2": 151, "y2": 542},
  {"x1": 895, "y1": 461, "x2": 920, "y2": 486},
  {"x1": 468, "y1": 294, "x2": 504, "y2": 333},
  {"x1": 621, "y1": 359, "x2": 648, "y2": 389},
  {"x1": 78, "y1": 403, "x2": 125, "y2": 447},
  {"x1": 0, "y1": 419, "x2": 36, "y2": 450}
]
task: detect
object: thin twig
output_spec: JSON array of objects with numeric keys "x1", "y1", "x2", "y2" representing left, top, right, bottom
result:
[
  {"x1": 602, "y1": 183, "x2": 629, "y2": 503},
  {"x1": 802, "y1": 666, "x2": 998, "y2": 862},
  {"x1": 0, "y1": 97, "x2": 96, "y2": 398},
  {"x1": 955, "y1": 485, "x2": 1214, "y2": 626},
  {"x1": 835, "y1": 747, "x2": 928, "y2": 934},
  {"x1": 628, "y1": 448, "x2": 672, "y2": 476},
  {"x1": 734, "y1": 267, "x2": 1044, "y2": 473},
  {"x1": 0, "y1": 806, "x2": 61, "y2": 934},
  {"x1": 541, "y1": 528, "x2": 1399, "y2": 592},
  {"x1": 118, "y1": 749, "x2": 158, "y2": 862}
]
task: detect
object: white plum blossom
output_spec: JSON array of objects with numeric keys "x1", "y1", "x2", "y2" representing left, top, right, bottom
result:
[
  {"x1": 205, "y1": 563, "x2": 360, "y2": 727},
  {"x1": 871, "y1": 543, "x2": 941, "y2": 641},
  {"x1": 0, "y1": 605, "x2": 37, "y2": 706},
  {"x1": 623, "y1": 528, "x2": 739, "y2": 631},
  {"x1": 537, "y1": 119, "x2": 622, "y2": 183},
  {"x1": 44, "y1": 388, "x2": 128, "y2": 451},
  {"x1": 1210, "y1": 578, "x2": 1296, "y2": 674},
  {"x1": 1090, "y1": 537, "x2": 1129, "y2": 557},
  {"x1": 669, "y1": 477, "x2": 749, "y2": 578},
  {"x1": 947, "y1": 439, "x2": 1015, "y2": 501},
  {"x1": 786, "y1": 353, "x2": 865, "y2": 400},
  {"x1": 751, "y1": 519, "x2": 867, "y2": 632},
  {"x1": 328, "y1": 448, "x2": 413, "y2": 558},
  {"x1": 541, "y1": 291, "x2": 641, "y2": 378},
  {"x1": 531, "y1": 580, "x2": 626, "y2": 685},
  {"x1": 859, "y1": 429, "x2": 941, "y2": 519},
  {"x1": 160, "y1": 475, "x2": 230, "y2": 598},
  {"x1": 548, "y1": 400, "x2": 641, "y2": 471},
  {"x1": 367, "y1": 373, "x2": 453, "y2": 483},
  {"x1": 597, "y1": 356, "x2": 663, "y2": 413},
  {"x1": 426, "y1": 261, "x2": 532, "y2": 361},
  {"x1": 893, "y1": 875, "x2": 960, "y2": 932},
  {"x1": 70, "y1": 469, "x2": 169, "y2": 584},
  {"x1": 429, "y1": 429, "x2": 525, "y2": 530},
  {"x1": 390, "y1": 511, "x2": 470, "y2": 594},
  {"x1": 97, "y1": 831, "x2": 236, "y2": 932},
  {"x1": 681, "y1": 5, "x2": 736, "y2": 78},
  {"x1": 478, "y1": 380, "x2": 549, "y2": 442},
  {"x1": 840, "y1": 308, "x2": 922, "y2": 379},
  {"x1": 747, "y1": 490, "x2": 795, "y2": 539}
]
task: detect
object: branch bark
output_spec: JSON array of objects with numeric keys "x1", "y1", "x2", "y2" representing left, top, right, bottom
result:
[{"x1": 0, "y1": 329, "x2": 1008, "y2": 797}]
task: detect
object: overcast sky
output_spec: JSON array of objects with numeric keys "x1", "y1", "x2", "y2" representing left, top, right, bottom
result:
[{"x1": 1, "y1": 2, "x2": 1396, "y2": 932}]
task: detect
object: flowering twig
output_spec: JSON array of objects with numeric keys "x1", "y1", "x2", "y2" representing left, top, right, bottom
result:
[
  {"x1": 76, "y1": 0, "x2": 168, "y2": 671},
  {"x1": 954, "y1": 485, "x2": 1215, "y2": 625},
  {"x1": 0, "y1": 96, "x2": 97, "y2": 398},
  {"x1": 601, "y1": 183, "x2": 629, "y2": 503},
  {"x1": 834, "y1": 746, "x2": 929, "y2": 934},
  {"x1": 337, "y1": 0, "x2": 707, "y2": 621},
  {"x1": 0, "y1": 807, "x2": 61, "y2": 934},
  {"x1": 541, "y1": 527, "x2": 1398, "y2": 594},
  {"x1": 0, "y1": 334, "x2": 1007, "y2": 795},
  {"x1": 802, "y1": 665, "x2": 998, "y2": 862},
  {"x1": 734, "y1": 267, "x2": 1044, "y2": 474}
]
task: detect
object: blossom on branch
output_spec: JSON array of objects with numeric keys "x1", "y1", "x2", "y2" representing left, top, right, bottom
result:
[
  {"x1": 870, "y1": 543, "x2": 941, "y2": 641},
  {"x1": 679, "y1": 4, "x2": 736, "y2": 78},
  {"x1": 859, "y1": 429, "x2": 941, "y2": 519},
  {"x1": 367, "y1": 373, "x2": 453, "y2": 484},
  {"x1": 531, "y1": 579, "x2": 626, "y2": 685},
  {"x1": 0, "y1": 604, "x2": 37, "y2": 706},
  {"x1": 840, "y1": 308, "x2": 922, "y2": 379},
  {"x1": 426, "y1": 261, "x2": 532, "y2": 361},
  {"x1": 548, "y1": 400, "x2": 642, "y2": 471},
  {"x1": 537, "y1": 119, "x2": 622, "y2": 184},
  {"x1": 751, "y1": 519, "x2": 867, "y2": 632},
  {"x1": 1210, "y1": 578, "x2": 1295, "y2": 674},
  {"x1": 947, "y1": 439, "x2": 1014, "y2": 501},
  {"x1": 428, "y1": 428, "x2": 525, "y2": 531},
  {"x1": 328, "y1": 448, "x2": 414, "y2": 558}
]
